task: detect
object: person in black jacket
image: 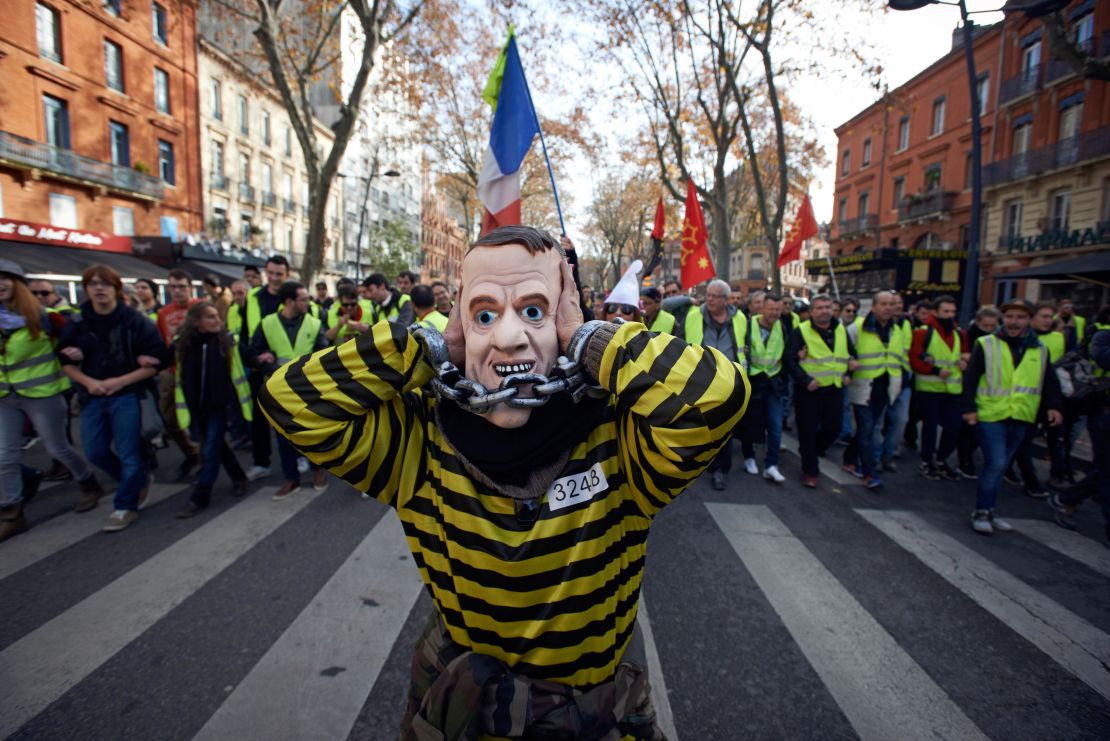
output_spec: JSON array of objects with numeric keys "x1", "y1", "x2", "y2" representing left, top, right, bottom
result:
[
  {"x1": 58, "y1": 265, "x2": 168, "y2": 533},
  {"x1": 174, "y1": 302, "x2": 249, "y2": 518}
]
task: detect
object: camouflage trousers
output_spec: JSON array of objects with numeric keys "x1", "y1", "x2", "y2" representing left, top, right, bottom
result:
[{"x1": 400, "y1": 612, "x2": 667, "y2": 741}]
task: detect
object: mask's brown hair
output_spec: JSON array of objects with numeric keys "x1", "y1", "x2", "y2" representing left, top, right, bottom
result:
[{"x1": 468, "y1": 226, "x2": 566, "y2": 258}]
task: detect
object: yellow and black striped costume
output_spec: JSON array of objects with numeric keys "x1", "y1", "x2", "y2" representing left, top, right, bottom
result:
[{"x1": 260, "y1": 320, "x2": 748, "y2": 689}]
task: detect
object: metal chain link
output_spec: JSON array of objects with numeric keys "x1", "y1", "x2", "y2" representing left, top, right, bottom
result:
[{"x1": 411, "y1": 322, "x2": 608, "y2": 415}]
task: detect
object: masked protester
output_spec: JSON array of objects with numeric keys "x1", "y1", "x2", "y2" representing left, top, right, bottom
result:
[
  {"x1": 259, "y1": 226, "x2": 749, "y2": 738},
  {"x1": 325, "y1": 285, "x2": 373, "y2": 345},
  {"x1": 910, "y1": 295, "x2": 966, "y2": 481}
]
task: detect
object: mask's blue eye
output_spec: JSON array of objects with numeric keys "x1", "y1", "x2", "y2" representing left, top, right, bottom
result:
[
  {"x1": 522, "y1": 305, "x2": 544, "y2": 321},
  {"x1": 476, "y1": 310, "x2": 498, "y2": 326}
]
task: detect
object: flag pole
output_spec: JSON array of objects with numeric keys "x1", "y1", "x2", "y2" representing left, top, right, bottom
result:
[
  {"x1": 824, "y1": 247, "x2": 841, "y2": 302},
  {"x1": 516, "y1": 39, "x2": 566, "y2": 236}
]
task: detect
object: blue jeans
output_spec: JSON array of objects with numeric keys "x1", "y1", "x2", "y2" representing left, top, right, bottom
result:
[
  {"x1": 974, "y1": 420, "x2": 1031, "y2": 511},
  {"x1": 880, "y1": 384, "x2": 912, "y2": 459},
  {"x1": 191, "y1": 411, "x2": 246, "y2": 502},
  {"x1": 845, "y1": 389, "x2": 889, "y2": 478},
  {"x1": 840, "y1": 388, "x2": 854, "y2": 439},
  {"x1": 741, "y1": 385, "x2": 784, "y2": 467},
  {"x1": 80, "y1": 394, "x2": 146, "y2": 511}
]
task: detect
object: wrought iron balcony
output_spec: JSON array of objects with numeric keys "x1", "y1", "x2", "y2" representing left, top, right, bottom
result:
[
  {"x1": 898, "y1": 191, "x2": 957, "y2": 222},
  {"x1": 835, "y1": 214, "x2": 879, "y2": 240},
  {"x1": 984, "y1": 126, "x2": 1110, "y2": 187},
  {"x1": 0, "y1": 130, "x2": 163, "y2": 200},
  {"x1": 283, "y1": 198, "x2": 296, "y2": 214},
  {"x1": 1044, "y1": 38, "x2": 1097, "y2": 83},
  {"x1": 261, "y1": 191, "x2": 276, "y2": 208},
  {"x1": 211, "y1": 172, "x2": 228, "y2": 191},
  {"x1": 998, "y1": 65, "x2": 1041, "y2": 105},
  {"x1": 239, "y1": 182, "x2": 255, "y2": 202}
]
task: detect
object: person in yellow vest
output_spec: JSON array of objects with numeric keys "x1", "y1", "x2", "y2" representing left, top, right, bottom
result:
[
  {"x1": 365, "y1": 273, "x2": 413, "y2": 326},
  {"x1": 411, "y1": 284, "x2": 448, "y2": 332},
  {"x1": 132, "y1": 278, "x2": 162, "y2": 321},
  {"x1": 431, "y1": 281, "x2": 453, "y2": 318},
  {"x1": 243, "y1": 264, "x2": 263, "y2": 290},
  {"x1": 0, "y1": 260, "x2": 107, "y2": 541},
  {"x1": 685, "y1": 279, "x2": 749, "y2": 490},
  {"x1": 961, "y1": 298, "x2": 1063, "y2": 535},
  {"x1": 785, "y1": 294, "x2": 858, "y2": 488},
  {"x1": 325, "y1": 277, "x2": 375, "y2": 332},
  {"x1": 879, "y1": 292, "x2": 914, "y2": 471},
  {"x1": 910, "y1": 295, "x2": 966, "y2": 481},
  {"x1": 1056, "y1": 298, "x2": 1086, "y2": 353},
  {"x1": 240, "y1": 255, "x2": 292, "y2": 483},
  {"x1": 639, "y1": 287, "x2": 678, "y2": 336},
  {"x1": 1027, "y1": 302, "x2": 1068, "y2": 489},
  {"x1": 172, "y1": 302, "x2": 251, "y2": 518},
  {"x1": 248, "y1": 280, "x2": 328, "y2": 500},
  {"x1": 325, "y1": 285, "x2": 374, "y2": 344},
  {"x1": 30, "y1": 276, "x2": 84, "y2": 482},
  {"x1": 226, "y1": 280, "x2": 248, "y2": 343},
  {"x1": 740, "y1": 291, "x2": 788, "y2": 483},
  {"x1": 844, "y1": 290, "x2": 903, "y2": 490},
  {"x1": 28, "y1": 278, "x2": 78, "y2": 318}
]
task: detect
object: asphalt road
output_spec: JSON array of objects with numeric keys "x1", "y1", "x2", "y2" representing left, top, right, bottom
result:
[{"x1": 2, "y1": 430, "x2": 1109, "y2": 740}]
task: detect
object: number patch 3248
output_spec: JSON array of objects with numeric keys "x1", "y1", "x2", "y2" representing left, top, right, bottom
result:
[{"x1": 546, "y1": 463, "x2": 609, "y2": 512}]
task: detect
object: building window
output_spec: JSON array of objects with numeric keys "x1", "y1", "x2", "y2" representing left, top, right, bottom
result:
[
  {"x1": 112, "y1": 206, "x2": 134, "y2": 236},
  {"x1": 286, "y1": 225, "x2": 295, "y2": 252},
  {"x1": 104, "y1": 40, "x2": 124, "y2": 92},
  {"x1": 837, "y1": 198, "x2": 847, "y2": 224},
  {"x1": 105, "y1": 0, "x2": 121, "y2": 16},
  {"x1": 43, "y1": 94, "x2": 70, "y2": 149},
  {"x1": 154, "y1": 68, "x2": 170, "y2": 114},
  {"x1": 263, "y1": 217, "x2": 274, "y2": 246},
  {"x1": 241, "y1": 212, "x2": 253, "y2": 242},
  {"x1": 284, "y1": 126, "x2": 292, "y2": 156},
  {"x1": 48, "y1": 193, "x2": 77, "y2": 228},
  {"x1": 1021, "y1": 40, "x2": 1041, "y2": 80},
  {"x1": 238, "y1": 96, "x2": 249, "y2": 135},
  {"x1": 841, "y1": 149, "x2": 850, "y2": 176},
  {"x1": 975, "y1": 74, "x2": 989, "y2": 113},
  {"x1": 1013, "y1": 121, "x2": 1032, "y2": 155},
  {"x1": 261, "y1": 161, "x2": 273, "y2": 197},
  {"x1": 1074, "y1": 11, "x2": 1094, "y2": 50},
  {"x1": 282, "y1": 171, "x2": 293, "y2": 201},
  {"x1": 931, "y1": 97, "x2": 945, "y2": 136},
  {"x1": 1050, "y1": 188, "x2": 1071, "y2": 231},
  {"x1": 157, "y1": 139, "x2": 175, "y2": 184},
  {"x1": 109, "y1": 120, "x2": 129, "y2": 167},
  {"x1": 239, "y1": 152, "x2": 250, "y2": 183},
  {"x1": 152, "y1": 2, "x2": 167, "y2": 45},
  {"x1": 211, "y1": 139, "x2": 224, "y2": 177},
  {"x1": 37, "y1": 3, "x2": 62, "y2": 62},
  {"x1": 924, "y1": 163, "x2": 942, "y2": 193},
  {"x1": 892, "y1": 176, "x2": 904, "y2": 209},
  {"x1": 262, "y1": 111, "x2": 271, "y2": 146},
  {"x1": 1059, "y1": 101, "x2": 1082, "y2": 141},
  {"x1": 212, "y1": 206, "x2": 227, "y2": 235},
  {"x1": 862, "y1": 138, "x2": 872, "y2": 167},
  {"x1": 897, "y1": 116, "x2": 909, "y2": 151},
  {"x1": 1102, "y1": 177, "x2": 1110, "y2": 223},
  {"x1": 857, "y1": 190, "x2": 870, "y2": 217},
  {"x1": 211, "y1": 80, "x2": 223, "y2": 120},
  {"x1": 994, "y1": 280, "x2": 1016, "y2": 306},
  {"x1": 1003, "y1": 198, "x2": 1023, "y2": 240}
]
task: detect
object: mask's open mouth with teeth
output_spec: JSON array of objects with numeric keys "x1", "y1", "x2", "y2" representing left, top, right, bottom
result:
[{"x1": 493, "y1": 361, "x2": 535, "y2": 377}]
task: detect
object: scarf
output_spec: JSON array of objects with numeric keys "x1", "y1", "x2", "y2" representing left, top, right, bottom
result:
[{"x1": 0, "y1": 306, "x2": 27, "y2": 332}]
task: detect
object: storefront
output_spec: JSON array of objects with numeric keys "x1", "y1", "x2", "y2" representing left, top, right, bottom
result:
[{"x1": 805, "y1": 247, "x2": 968, "y2": 304}]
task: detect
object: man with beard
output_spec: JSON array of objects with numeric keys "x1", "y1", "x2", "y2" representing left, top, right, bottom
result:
[{"x1": 260, "y1": 226, "x2": 748, "y2": 738}]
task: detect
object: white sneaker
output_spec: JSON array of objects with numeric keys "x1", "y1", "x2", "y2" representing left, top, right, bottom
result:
[
  {"x1": 971, "y1": 510, "x2": 994, "y2": 535},
  {"x1": 989, "y1": 511, "x2": 1014, "y2": 532},
  {"x1": 763, "y1": 465, "x2": 785, "y2": 483},
  {"x1": 297, "y1": 457, "x2": 310, "y2": 475},
  {"x1": 744, "y1": 458, "x2": 759, "y2": 475},
  {"x1": 245, "y1": 465, "x2": 271, "y2": 482}
]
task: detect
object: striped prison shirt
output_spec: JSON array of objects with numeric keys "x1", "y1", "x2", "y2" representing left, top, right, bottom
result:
[{"x1": 259, "y1": 320, "x2": 749, "y2": 690}]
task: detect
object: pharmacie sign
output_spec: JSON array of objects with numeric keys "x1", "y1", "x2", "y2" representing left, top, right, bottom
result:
[
  {"x1": 1001, "y1": 223, "x2": 1110, "y2": 254},
  {"x1": 0, "y1": 217, "x2": 132, "y2": 253}
]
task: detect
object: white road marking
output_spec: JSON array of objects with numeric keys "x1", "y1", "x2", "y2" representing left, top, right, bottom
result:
[
  {"x1": 0, "y1": 486, "x2": 314, "y2": 738},
  {"x1": 1010, "y1": 518, "x2": 1110, "y2": 579},
  {"x1": 0, "y1": 484, "x2": 180, "y2": 581},
  {"x1": 858, "y1": 508, "x2": 1110, "y2": 703},
  {"x1": 192, "y1": 514, "x2": 424, "y2": 741},
  {"x1": 637, "y1": 598, "x2": 678, "y2": 741},
  {"x1": 708, "y1": 503, "x2": 986, "y2": 741}
]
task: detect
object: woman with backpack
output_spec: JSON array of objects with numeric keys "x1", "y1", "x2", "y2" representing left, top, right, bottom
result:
[
  {"x1": 0, "y1": 259, "x2": 105, "y2": 542},
  {"x1": 173, "y1": 301, "x2": 251, "y2": 518}
]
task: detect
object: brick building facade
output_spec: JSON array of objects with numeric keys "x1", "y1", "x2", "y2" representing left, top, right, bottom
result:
[
  {"x1": 0, "y1": 0, "x2": 201, "y2": 238},
  {"x1": 420, "y1": 187, "x2": 465, "y2": 288}
]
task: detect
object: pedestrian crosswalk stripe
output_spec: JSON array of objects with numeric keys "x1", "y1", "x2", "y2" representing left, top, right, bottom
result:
[
  {"x1": 707, "y1": 503, "x2": 987, "y2": 741},
  {"x1": 0, "y1": 486, "x2": 314, "y2": 739},
  {"x1": 192, "y1": 513, "x2": 424, "y2": 741},
  {"x1": 637, "y1": 598, "x2": 679, "y2": 741},
  {"x1": 1010, "y1": 518, "x2": 1110, "y2": 579},
  {"x1": 857, "y1": 509, "x2": 1110, "y2": 703},
  {"x1": 0, "y1": 484, "x2": 180, "y2": 581},
  {"x1": 780, "y1": 431, "x2": 860, "y2": 486}
]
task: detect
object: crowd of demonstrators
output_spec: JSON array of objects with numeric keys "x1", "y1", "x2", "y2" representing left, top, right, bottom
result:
[
  {"x1": 57, "y1": 265, "x2": 167, "y2": 533},
  {"x1": 156, "y1": 269, "x2": 203, "y2": 479}
]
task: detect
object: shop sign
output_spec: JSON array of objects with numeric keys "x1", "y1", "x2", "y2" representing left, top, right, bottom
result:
[
  {"x1": 902, "y1": 249, "x2": 968, "y2": 260},
  {"x1": 805, "y1": 248, "x2": 897, "y2": 275},
  {"x1": 0, "y1": 217, "x2": 132, "y2": 254},
  {"x1": 1001, "y1": 223, "x2": 1110, "y2": 254},
  {"x1": 906, "y1": 281, "x2": 962, "y2": 292}
]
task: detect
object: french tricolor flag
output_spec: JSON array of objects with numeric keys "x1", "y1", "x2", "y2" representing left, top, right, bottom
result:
[{"x1": 477, "y1": 32, "x2": 539, "y2": 235}]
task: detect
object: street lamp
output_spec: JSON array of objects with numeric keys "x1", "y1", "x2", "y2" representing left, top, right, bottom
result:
[
  {"x1": 888, "y1": 0, "x2": 1070, "y2": 324},
  {"x1": 338, "y1": 166, "x2": 401, "y2": 281}
]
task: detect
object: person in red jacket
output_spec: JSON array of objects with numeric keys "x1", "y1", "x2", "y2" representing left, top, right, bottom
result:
[{"x1": 909, "y1": 295, "x2": 968, "y2": 480}]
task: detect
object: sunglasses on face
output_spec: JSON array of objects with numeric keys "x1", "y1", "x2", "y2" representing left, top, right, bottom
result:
[
  {"x1": 606, "y1": 304, "x2": 637, "y2": 315},
  {"x1": 31, "y1": 290, "x2": 52, "y2": 297}
]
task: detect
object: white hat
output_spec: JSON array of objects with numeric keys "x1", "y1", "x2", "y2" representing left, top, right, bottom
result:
[{"x1": 606, "y1": 260, "x2": 643, "y2": 307}]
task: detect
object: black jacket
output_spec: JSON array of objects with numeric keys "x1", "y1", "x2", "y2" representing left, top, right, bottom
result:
[{"x1": 57, "y1": 302, "x2": 168, "y2": 399}]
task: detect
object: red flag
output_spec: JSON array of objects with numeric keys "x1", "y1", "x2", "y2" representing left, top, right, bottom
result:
[
  {"x1": 777, "y1": 194, "x2": 819, "y2": 268},
  {"x1": 645, "y1": 196, "x2": 665, "y2": 275},
  {"x1": 680, "y1": 180, "x2": 715, "y2": 288}
]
